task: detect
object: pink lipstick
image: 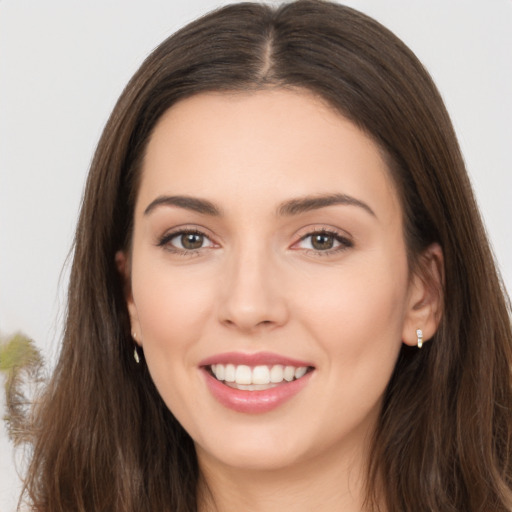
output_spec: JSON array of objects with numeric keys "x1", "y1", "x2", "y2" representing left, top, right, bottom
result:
[{"x1": 199, "y1": 352, "x2": 314, "y2": 414}]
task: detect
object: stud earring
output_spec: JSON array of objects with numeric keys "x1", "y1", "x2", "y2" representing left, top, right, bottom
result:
[{"x1": 416, "y1": 329, "x2": 423, "y2": 349}]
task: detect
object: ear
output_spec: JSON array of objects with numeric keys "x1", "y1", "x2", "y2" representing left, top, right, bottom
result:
[
  {"x1": 401, "y1": 243, "x2": 444, "y2": 347},
  {"x1": 115, "y1": 250, "x2": 142, "y2": 347}
]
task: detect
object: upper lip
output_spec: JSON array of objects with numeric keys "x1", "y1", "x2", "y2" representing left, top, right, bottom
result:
[{"x1": 198, "y1": 351, "x2": 314, "y2": 368}]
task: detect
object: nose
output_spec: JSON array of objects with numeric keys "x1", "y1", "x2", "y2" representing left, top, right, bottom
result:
[{"x1": 217, "y1": 244, "x2": 289, "y2": 333}]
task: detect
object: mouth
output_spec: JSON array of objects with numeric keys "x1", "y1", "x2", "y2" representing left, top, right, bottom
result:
[
  {"x1": 199, "y1": 352, "x2": 315, "y2": 413},
  {"x1": 207, "y1": 363, "x2": 314, "y2": 391}
]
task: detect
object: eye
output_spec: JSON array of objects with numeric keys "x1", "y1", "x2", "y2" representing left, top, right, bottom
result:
[
  {"x1": 158, "y1": 229, "x2": 215, "y2": 252},
  {"x1": 177, "y1": 232, "x2": 207, "y2": 250},
  {"x1": 294, "y1": 229, "x2": 353, "y2": 253},
  {"x1": 308, "y1": 233, "x2": 338, "y2": 251}
]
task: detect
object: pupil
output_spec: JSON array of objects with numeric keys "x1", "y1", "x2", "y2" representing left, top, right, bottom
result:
[
  {"x1": 182, "y1": 233, "x2": 203, "y2": 249},
  {"x1": 312, "y1": 234, "x2": 334, "y2": 250}
]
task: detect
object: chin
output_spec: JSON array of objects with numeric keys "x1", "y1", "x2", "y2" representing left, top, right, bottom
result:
[{"x1": 196, "y1": 434, "x2": 310, "y2": 473}]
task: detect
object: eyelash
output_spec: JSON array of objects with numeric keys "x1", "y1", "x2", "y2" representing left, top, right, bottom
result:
[
  {"x1": 157, "y1": 227, "x2": 353, "y2": 256},
  {"x1": 294, "y1": 228, "x2": 353, "y2": 256},
  {"x1": 157, "y1": 229, "x2": 215, "y2": 256}
]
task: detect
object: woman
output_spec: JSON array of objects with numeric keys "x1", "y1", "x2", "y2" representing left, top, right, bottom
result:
[{"x1": 21, "y1": 1, "x2": 512, "y2": 510}]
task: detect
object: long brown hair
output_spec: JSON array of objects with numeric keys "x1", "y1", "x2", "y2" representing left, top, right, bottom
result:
[{"x1": 22, "y1": 1, "x2": 512, "y2": 510}]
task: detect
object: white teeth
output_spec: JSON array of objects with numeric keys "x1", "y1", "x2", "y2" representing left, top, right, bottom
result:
[
  {"x1": 210, "y1": 363, "x2": 310, "y2": 386},
  {"x1": 284, "y1": 366, "x2": 295, "y2": 382},
  {"x1": 252, "y1": 365, "x2": 271, "y2": 385},
  {"x1": 213, "y1": 364, "x2": 225, "y2": 381},
  {"x1": 295, "y1": 367, "x2": 307, "y2": 379},
  {"x1": 269, "y1": 364, "x2": 284, "y2": 383},
  {"x1": 235, "y1": 365, "x2": 252, "y2": 385},
  {"x1": 224, "y1": 364, "x2": 236, "y2": 382}
]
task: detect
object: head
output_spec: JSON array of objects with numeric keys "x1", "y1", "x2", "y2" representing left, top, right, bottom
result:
[{"x1": 28, "y1": 1, "x2": 511, "y2": 511}]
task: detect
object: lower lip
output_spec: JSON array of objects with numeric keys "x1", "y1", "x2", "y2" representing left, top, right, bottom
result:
[{"x1": 202, "y1": 369, "x2": 313, "y2": 414}]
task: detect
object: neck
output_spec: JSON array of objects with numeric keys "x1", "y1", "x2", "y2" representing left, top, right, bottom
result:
[{"x1": 196, "y1": 432, "x2": 380, "y2": 512}]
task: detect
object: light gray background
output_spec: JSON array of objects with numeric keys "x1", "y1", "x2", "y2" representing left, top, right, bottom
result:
[{"x1": 1, "y1": 1, "x2": 511, "y2": 510}]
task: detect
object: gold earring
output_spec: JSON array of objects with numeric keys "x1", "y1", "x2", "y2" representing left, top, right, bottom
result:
[{"x1": 416, "y1": 329, "x2": 423, "y2": 348}]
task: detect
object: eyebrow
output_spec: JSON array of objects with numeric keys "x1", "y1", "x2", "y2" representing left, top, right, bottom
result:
[
  {"x1": 144, "y1": 195, "x2": 221, "y2": 216},
  {"x1": 277, "y1": 193, "x2": 376, "y2": 217},
  {"x1": 143, "y1": 192, "x2": 375, "y2": 218}
]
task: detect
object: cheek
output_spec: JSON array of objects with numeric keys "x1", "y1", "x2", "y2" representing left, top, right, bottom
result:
[
  {"x1": 130, "y1": 260, "x2": 220, "y2": 417},
  {"x1": 298, "y1": 252, "x2": 409, "y2": 367},
  {"x1": 131, "y1": 259, "x2": 216, "y2": 363}
]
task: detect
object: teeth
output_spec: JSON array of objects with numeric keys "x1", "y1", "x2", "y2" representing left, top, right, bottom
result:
[
  {"x1": 235, "y1": 365, "x2": 252, "y2": 385},
  {"x1": 224, "y1": 364, "x2": 236, "y2": 382},
  {"x1": 213, "y1": 364, "x2": 224, "y2": 381},
  {"x1": 283, "y1": 366, "x2": 295, "y2": 382},
  {"x1": 295, "y1": 367, "x2": 307, "y2": 379},
  {"x1": 211, "y1": 363, "x2": 310, "y2": 385},
  {"x1": 270, "y1": 364, "x2": 284, "y2": 383},
  {"x1": 252, "y1": 365, "x2": 270, "y2": 385}
]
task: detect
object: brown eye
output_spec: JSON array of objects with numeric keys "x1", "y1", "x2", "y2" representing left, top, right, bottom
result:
[
  {"x1": 158, "y1": 230, "x2": 215, "y2": 252},
  {"x1": 181, "y1": 233, "x2": 204, "y2": 250},
  {"x1": 311, "y1": 233, "x2": 335, "y2": 250},
  {"x1": 293, "y1": 229, "x2": 353, "y2": 254}
]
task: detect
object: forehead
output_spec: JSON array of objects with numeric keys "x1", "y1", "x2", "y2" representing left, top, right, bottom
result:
[{"x1": 138, "y1": 89, "x2": 401, "y2": 223}]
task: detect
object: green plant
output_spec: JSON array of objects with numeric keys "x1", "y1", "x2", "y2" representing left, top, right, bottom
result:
[{"x1": 0, "y1": 332, "x2": 43, "y2": 445}]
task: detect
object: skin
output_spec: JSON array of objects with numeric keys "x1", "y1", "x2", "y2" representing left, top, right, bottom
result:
[{"x1": 118, "y1": 89, "x2": 442, "y2": 511}]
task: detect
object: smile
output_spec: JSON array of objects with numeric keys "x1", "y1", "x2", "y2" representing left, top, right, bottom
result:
[
  {"x1": 200, "y1": 353, "x2": 315, "y2": 413},
  {"x1": 209, "y1": 364, "x2": 310, "y2": 390}
]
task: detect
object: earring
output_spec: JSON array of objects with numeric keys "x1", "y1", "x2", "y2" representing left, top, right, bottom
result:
[
  {"x1": 132, "y1": 331, "x2": 141, "y2": 363},
  {"x1": 416, "y1": 329, "x2": 423, "y2": 349}
]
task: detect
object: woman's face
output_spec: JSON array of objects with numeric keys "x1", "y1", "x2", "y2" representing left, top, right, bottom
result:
[{"x1": 123, "y1": 90, "x2": 428, "y2": 474}]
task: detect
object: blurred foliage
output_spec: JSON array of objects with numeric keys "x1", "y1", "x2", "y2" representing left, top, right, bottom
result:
[
  {"x1": 0, "y1": 332, "x2": 43, "y2": 445},
  {"x1": 0, "y1": 332, "x2": 41, "y2": 373}
]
